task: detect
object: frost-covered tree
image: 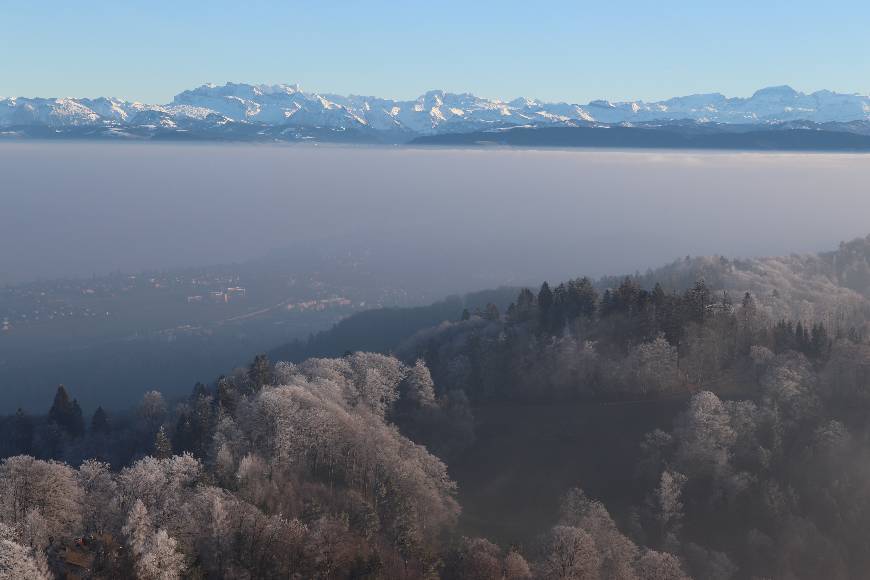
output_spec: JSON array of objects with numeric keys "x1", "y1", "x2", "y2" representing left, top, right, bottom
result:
[
  {"x1": 760, "y1": 352, "x2": 819, "y2": 426},
  {"x1": 0, "y1": 456, "x2": 83, "y2": 539},
  {"x1": 673, "y1": 391, "x2": 736, "y2": 479},
  {"x1": 558, "y1": 487, "x2": 639, "y2": 580},
  {"x1": 627, "y1": 335, "x2": 680, "y2": 395},
  {"x1": 239, "y1": 359, "x2": 459, "y2": 560},
  {"x1": 0, "y1": 529, "x2": 52, "y2": 580},
  {"x1": 123, "y1": 499, "x2": 186, "y2": 580},
  {"x1": 78, "y1": 459, "x2": 119, "y2": 535},
  {"x1": 347, "y1": 352, "x2": 406, "y2": 417},
  {"x1": 123, "y1": 499, "x2": 153, "y2": 560},
  {"x1": 154, "y1": 426, "x2": 173, "y2": 459},
  {"x1": 444, "y1": 537, "x2": 503, "y2": 580},
  {"x1": 116, "y1": 454, "x2": 204, "y2": 540},
  {"x1": 635, "y1": 550, "x2": 689, "y2": 580},
  {"x1": 272, "y1": 361, "x2": 297, "y2": 385},
  {"x1": 137, "y1": 529, "x2": 185, "y2": 580},
  {"x1": 138, "y1": 390, "x2": 167, "y2": 434},
  {"x1": 651, "y1": 471, "x2": 687, "y2": 550},
  {"x1": 540, "y1": 525, "x2": 601, "y2": 580},
  {"x1": 504, "y1": 548, "x2": 533, "y2": 580},
  {"x1": 403, "y1": 359, "x2": 437, "y2": 409}
]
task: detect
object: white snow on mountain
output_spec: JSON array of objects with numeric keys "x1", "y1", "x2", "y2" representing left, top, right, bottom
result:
[{"x1": 3, "y1": 83, "x2": 870, "y2": 134}]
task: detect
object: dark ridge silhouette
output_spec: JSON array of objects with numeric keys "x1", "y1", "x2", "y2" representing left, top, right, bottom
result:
[{"x1": 413, "y1": 124, "x2": 870, "y2": 151}]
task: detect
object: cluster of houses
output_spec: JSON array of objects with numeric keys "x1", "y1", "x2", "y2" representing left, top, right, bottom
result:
[
  {"x1": 285, "y1": 296, "x2": 353, "y2": 312},
  {"x1": 187, "y1": 286, "x2": 247, "y2": 304}
]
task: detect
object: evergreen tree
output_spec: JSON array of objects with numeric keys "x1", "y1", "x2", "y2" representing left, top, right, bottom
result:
[
  {"x1": 652, "y1": 283, "x2": 667, "y2": 309},
  {"x1": 217, "y1": 377, "x2": 239, "y2": 414},
  {"x1": 569, "y1": 277, "x2": 598, "y2": 320},
  {"x1": 795, "y1": 321, "x2": 810, "y2": 354},
  {"x1": 513, "y1": 288, "x2": 537, "y2": 322},
  {"x1": 658, "y1": 291, "x2": 685, "y2": 347},
  {"x1": 71, "y1": 400, "x2": 85, "y2": 437},
  {"x1": 614, "y1": 277, "x2": 644, "y2": 315},
  {"x1": 810, "y1": 322, "x2": 830, "y2": 360},
  {"x1": 248, "y1": 354, "x2": 272, "y2": 391},
  {"x1": 191, "y1": 382, "x2": 208, "y2": 399},
  {"x1": 774, "y1": 320, "x2": 796, "y2": 352},
  {"x1": 483, "y1": 303, "x2": 500, "y2": 321},
  {"x1": 538, "y1": 282, "x2": 554, "y2": 329},
  {"x1": 601, "y1": 289, "x2": 615, "y2": 317},
  {"x1": 173, "y1": 412, "x2": 195, "y2": 455},
  {"x1": 552, "y1": 283, "x2": 568, "y2": 329},
  {"x1": 48, "y1": 384, "x2": 72, "y2": 426},
  {"x1": 154, "y1": 426, "x2": 173, "y2": 459},
  {"x1": 685, "y1": 279, "x2": 710, "y2": 323},
  {"x1": 90, "y1": 406, "x2": 110, "y2": 433},
  {"x1": 48, "y1": 385, "x2": 85, "y2": 437}
]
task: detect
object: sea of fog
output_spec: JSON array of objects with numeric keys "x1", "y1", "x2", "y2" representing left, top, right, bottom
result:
[{"x1": 3, "y1": 142, "x2": 870, "y2": 291}]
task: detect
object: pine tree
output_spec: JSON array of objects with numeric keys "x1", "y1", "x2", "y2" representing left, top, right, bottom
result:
[
  {"x1": 191, "y1": 382, "x2": 208, "y2": 399},
  {"x1": 652, "y1": 283, "x2": 667, "y2": 308},
  {"x1": 538, "y1": 282, "x2": 554, "y2": 311},
  {"x1": 483, "y1": 303, "x2": 500, "y2": 321},
  {"x1": 48, "y1": 384, "x2": 72, "y2": 426},
  {"x1": 248, "y1": 354, "x2": 272, "y2": 391},
  {"x1": 795, "y1": 321, "x2": 809, "y2": 354},
  {"x1": 810, "y1": 322, "x2": 830, "y2": 360},
  {"x1": 601, "y1": 289, "x2": 615, "y2": 317},
  {"x1": 70, "y1": 399, "x2": 85, "y2": 437},
  {"x1": 48, "y1": 384, "x2": 85, "y2": 437},
  {"x1": 686, "y1": 279, "x2": 711, "y2": 323},
  {"x1": 514, "y1": 288, "x2": 537, "y2": 322},
  {"x1": 91, "y1": 406, "x2": 110, "y2": 433},
  {"x1": 154, "y1": 426, "x2": 173, "y2": 459},
  {"x1": 173, "y1": 412, "x2": 195, "y2": 455},
  {"x1": 538, "y1": 282, "x2": 554, "y2": 330},
  {"x1": 217, "y1": 377, "x2": 239, "y2": 414}
]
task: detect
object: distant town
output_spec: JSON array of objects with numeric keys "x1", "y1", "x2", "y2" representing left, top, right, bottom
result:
[{"x1": 0, "y1": 265, "x2": 370, "y2": 336}]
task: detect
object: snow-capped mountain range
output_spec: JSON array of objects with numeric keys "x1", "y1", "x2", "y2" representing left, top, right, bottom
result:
[{"x1": 3, "y1": 83, "x2": 870, "y2": 141}]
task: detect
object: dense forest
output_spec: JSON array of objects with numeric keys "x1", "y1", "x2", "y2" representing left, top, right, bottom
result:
[{"x1": 6, "y1": 235, "x2": 870, "y2": 578}]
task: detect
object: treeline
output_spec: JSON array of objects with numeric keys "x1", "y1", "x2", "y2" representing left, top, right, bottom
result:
[
  {"x1": 401, "y1": 277, "x2": 840, "y2": 405},
  {"x1": 0, "y1": 352, "x2": 689, "y2": 579},
  {"x1": 0, "y1": 354, "x2": 466, "y2": 578},
  {"x1": 6, "y1": 265, "x2": 870, "y2": 578},
  {"x1": 269, "y1": 287, "x2": 520, "y2": 365},
  {"x1": 397, "y1": 275, "x2": 870, "y2": 578}
]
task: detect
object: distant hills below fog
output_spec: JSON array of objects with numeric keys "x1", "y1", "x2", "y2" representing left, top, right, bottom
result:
[{"x1": 4, "y1": 83, "x2": 870, "y2": 150}]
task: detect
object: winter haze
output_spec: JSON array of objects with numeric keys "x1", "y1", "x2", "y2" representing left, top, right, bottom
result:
[{"x1": 3, "y1": 142, "x2": 868, "y2": 289}]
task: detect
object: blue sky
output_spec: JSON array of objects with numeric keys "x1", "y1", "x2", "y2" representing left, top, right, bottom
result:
[{"x1": 3, "y1": 0, "x2": 869, "y2": 104}]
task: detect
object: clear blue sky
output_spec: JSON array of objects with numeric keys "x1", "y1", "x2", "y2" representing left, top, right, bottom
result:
[{"x1": 3, "y1": 0, "x2": 869, "y2": 104}]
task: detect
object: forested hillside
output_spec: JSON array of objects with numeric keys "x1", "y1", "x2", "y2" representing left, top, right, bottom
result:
[
  {"x1": 269, "y1": 287, "x2": 520, "y2": 363},
  {"x1": 6, "y1": 236, "x2": 870, "y2": 578}
]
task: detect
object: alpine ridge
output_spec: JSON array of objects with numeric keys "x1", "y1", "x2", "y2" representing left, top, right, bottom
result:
[{"x1": 4, "y1": 82, "x2": 870, "y2": 146}]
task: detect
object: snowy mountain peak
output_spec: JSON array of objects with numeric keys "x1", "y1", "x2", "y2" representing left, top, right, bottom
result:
[
  {"x1": 4, "y1": 83, "x2": 870, "y2": 137},
  {"x1": 751, "y1": 85, "x2": 799, "y2": 99}
]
